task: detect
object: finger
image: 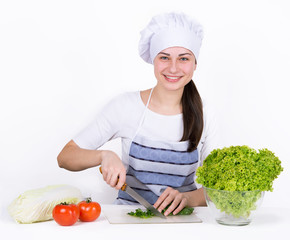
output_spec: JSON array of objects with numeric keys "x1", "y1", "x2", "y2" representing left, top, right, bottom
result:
[
  {"x1": 109, "y1": 171, "x2": 119, "y2": 187},
  {"x1": 163, "y1": 196, "x2": 181, "y2": 216},
  {"x1": 101, "y1": 166, "x2": 112, "y2": 183},
  {"x1": 154, "y1": 192, "x2": 168, "y2": 209},
  {"x1": 164, "y1": 194, "x2": 184, "y2": 216},
  {"x1": 115, "y1": 170, "x2": 126, "y2": 190},
  {"x1": 105, "y1": 173, "x2": 112, "y2": 185},
  {"x1": 158, "y1": 189, "x2": 181, "y2": 214},
  {"x1": 158, "y1": 194, "x2": 175, "y2": 213},
  {"x1": 104, "y1": 168, "x2": 116, "y2": 186},
  {"x1": 101, "y1": 167, "x2": 108, "y2": 181},
  {"x1": 172, "y1": 198, "x2": 187, "y2": 215},
  {"x1": 103, "y1": 169, "x2": 111, "y2": 183},
  {"x1": 153, "y1": 187, "x2": 171, "y2": 209}
]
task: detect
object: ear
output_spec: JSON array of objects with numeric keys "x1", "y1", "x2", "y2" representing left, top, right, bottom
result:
[
  {"x1": 193, "y1": 62, "x2": 197, "y2": 71},
  {"x1": 194, "y1": 59, "x2": 197, "y2": 71}
]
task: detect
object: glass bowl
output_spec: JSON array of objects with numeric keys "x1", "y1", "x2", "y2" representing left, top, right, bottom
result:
[{"x1": 203, "y1": 187, "x2": 265, "y2": 226}]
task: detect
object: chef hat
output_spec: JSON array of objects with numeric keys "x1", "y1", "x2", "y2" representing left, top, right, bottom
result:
[{"x1": 139, "y1": 12, "x2": 204, "y2": 64}]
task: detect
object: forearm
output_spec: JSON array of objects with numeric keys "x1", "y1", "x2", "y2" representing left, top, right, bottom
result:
[
  {"x1": 57, "y1": 140, "x2": 103, "y2": 171},
  {"x1": 183, "y1": 188, "x2": 207, "y2": 207}
]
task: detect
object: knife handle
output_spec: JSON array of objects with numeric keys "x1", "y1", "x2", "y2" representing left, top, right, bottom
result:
[{"x1": 99, "y1": 167, "x2": 127, "y2": 191}]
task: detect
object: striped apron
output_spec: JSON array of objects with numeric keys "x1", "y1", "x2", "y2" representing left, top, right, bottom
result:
[{"x1": 117, "y1": 89, "x2": 199, "y2": 205}]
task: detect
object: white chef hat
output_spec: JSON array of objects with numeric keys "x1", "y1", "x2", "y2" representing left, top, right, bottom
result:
[{"x1": 139, "y1": 12, "x2": 204, "y2": 64}]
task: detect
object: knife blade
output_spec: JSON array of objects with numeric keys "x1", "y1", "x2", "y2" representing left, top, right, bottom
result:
[{"x1": 99, "y1": 167, "x2": 166, "y2": 219}]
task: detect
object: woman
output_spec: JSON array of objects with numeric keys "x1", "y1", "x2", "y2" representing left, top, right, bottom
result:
[{"x1": 57, "y1": 12, "x2": 218, "y2": 216}]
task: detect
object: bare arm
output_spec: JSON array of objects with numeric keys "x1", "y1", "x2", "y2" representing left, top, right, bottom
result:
[
  {"x1": 57, "y1": 140, "x2": 103, "y2": 171},
  {"x1": 184, "y1": 188, "x2": 206, "y2": 207},
  {"x1": 57, "y1": 140, "x2": 126, "y2": 189}
]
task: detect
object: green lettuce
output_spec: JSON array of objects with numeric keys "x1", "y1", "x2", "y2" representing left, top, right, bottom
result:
[
  {"x1": 204, "y1": 188, "x2": 263, "y2": 218},
  {"x1": 196, "y1": 146, "x2": 283, "y2": 191},
  {"x1": 196, "y1": 146, "x2": 283, "y2": 217}
]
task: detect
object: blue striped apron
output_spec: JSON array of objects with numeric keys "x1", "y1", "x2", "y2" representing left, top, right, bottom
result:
[{"x1": 117, "y1": 89, "x2": 199, "y2": 205}]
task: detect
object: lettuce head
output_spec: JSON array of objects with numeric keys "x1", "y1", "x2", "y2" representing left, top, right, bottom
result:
[
  {"x1": 196, "y1": 146, "x2": 283, "y2": 218},
  {"x1": 196, "y1": 145, "x2": 283, "y2": 191}
]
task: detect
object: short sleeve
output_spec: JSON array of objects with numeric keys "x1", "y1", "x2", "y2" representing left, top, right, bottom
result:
[{"x1": 73, "y1": 94, "x2": 124, "y2": 150}]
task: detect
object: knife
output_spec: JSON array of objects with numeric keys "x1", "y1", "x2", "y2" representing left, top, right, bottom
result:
[{"x1": 99, "y1": 167, "x2": 166, "y2": 219}]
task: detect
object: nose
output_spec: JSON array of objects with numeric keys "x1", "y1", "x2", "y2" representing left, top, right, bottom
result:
[{"x1": 169, "y1": 61, "x2": 178, "y2": 73}]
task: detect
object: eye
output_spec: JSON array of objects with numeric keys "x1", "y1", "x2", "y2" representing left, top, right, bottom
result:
[
  {"x1": 180, "y1": 57, "x2": 189, "y2": 61},
  {"x1": 160, "y1": 56, "x2": 169, "y2": 60}
]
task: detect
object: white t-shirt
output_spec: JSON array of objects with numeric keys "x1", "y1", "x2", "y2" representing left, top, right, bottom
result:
[{"x1": 73, "y1": 91, "x2": 218, "y2": 170}]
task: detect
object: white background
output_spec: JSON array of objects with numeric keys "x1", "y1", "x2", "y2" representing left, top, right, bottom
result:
[{"x1": 1, "y1": 0, "x2": 289, "y2": 223}]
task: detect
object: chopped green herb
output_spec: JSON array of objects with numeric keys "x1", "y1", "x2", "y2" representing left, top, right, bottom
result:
[
  {"x1": 176, "y1": 206, "x2": 194, "y2": 215},
  {"x1": 127, "y1": 206, "x2": 194, "y2": 218},
  {"x1": 128, "y1": 208, "x2": 155, "y2": 218}
]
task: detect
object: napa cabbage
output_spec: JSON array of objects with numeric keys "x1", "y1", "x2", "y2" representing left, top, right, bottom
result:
[{"x1": 8, "y1": 184, "x2": 83, "y2": 223}]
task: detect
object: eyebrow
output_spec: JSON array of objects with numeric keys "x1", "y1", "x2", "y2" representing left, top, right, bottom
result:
[{"x1": 158, "y1": 52, "x2": 192, "y2": 56}]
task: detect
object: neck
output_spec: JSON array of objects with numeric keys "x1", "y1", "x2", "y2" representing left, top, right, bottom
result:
[{"x1": 149, "y1": 85, "x2": 184, "y2": 115}]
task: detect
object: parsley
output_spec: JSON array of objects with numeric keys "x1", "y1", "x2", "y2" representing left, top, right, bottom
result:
[
  {"x1": 128, "y1": 206, "x2": 194, "y2": 218},
  {"x1": 128, "y1": 208, "x2": 155, "y2": 218}
]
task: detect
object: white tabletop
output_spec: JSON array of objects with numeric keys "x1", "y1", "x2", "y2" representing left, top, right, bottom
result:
[{"x1": 1, "y1": 204, "x2": 289, "y2": 240}]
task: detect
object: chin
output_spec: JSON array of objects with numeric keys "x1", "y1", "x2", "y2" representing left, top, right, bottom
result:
[{"x1": 161, "y1": 82, "x2": 185, "y2": 92}]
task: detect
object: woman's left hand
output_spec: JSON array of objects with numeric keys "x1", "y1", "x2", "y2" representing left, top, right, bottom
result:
[{"x1": 153, "y1": 187, "x2": 189, "y2": 216}]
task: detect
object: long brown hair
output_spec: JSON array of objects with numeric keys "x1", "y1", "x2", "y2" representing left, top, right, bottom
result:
[{"x1": 181, "y1": 80, "x2": 203, "y2": 152}]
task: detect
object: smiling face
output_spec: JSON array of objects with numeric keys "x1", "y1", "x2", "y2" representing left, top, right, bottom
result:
[{"x1": 153, "y1": 47, "x2": 196, "y2": 92}]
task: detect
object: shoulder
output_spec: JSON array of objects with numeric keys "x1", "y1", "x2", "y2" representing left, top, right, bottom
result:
[
  {"x1": 102, "y1": 91, "x2": 141, "y2": 110},
  {"x1": 100, "y1": 91, "x2": 143, "y2": 120},
  {"x1": 109, "y1": 91, "x2": 140, "y2": 105}
]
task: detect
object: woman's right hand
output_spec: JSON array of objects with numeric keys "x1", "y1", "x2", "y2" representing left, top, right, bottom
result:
[{"x1": 100, "y1": 150, "x2": 126, "y2": 190}]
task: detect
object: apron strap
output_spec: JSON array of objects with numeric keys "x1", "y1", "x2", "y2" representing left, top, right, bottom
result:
[{"x1": 131, "y1": 87, "x2": 154, "y2": 141}]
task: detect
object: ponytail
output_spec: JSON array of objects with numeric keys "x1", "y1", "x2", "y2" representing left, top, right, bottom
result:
[{"x1": 181, "y1": 80, "x2": 203, "y2": 152}]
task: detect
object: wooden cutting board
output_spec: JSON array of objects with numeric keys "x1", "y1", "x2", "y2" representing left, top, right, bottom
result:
[{"x1": 102, "y1": 204, "x2": 202, "y2": 224}]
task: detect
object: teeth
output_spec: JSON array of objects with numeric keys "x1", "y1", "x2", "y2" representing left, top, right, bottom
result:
[{"x1": 166, "y1": 76, "x2": 180, "y2": 79}]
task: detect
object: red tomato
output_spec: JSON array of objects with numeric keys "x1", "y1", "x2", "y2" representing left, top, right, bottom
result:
[
  {"x1": 78, "y1": 198, "x2": 101, "y2": 222},
  {"x1": 52, "y1": 202, "x2": 80, "y2": 226}
]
